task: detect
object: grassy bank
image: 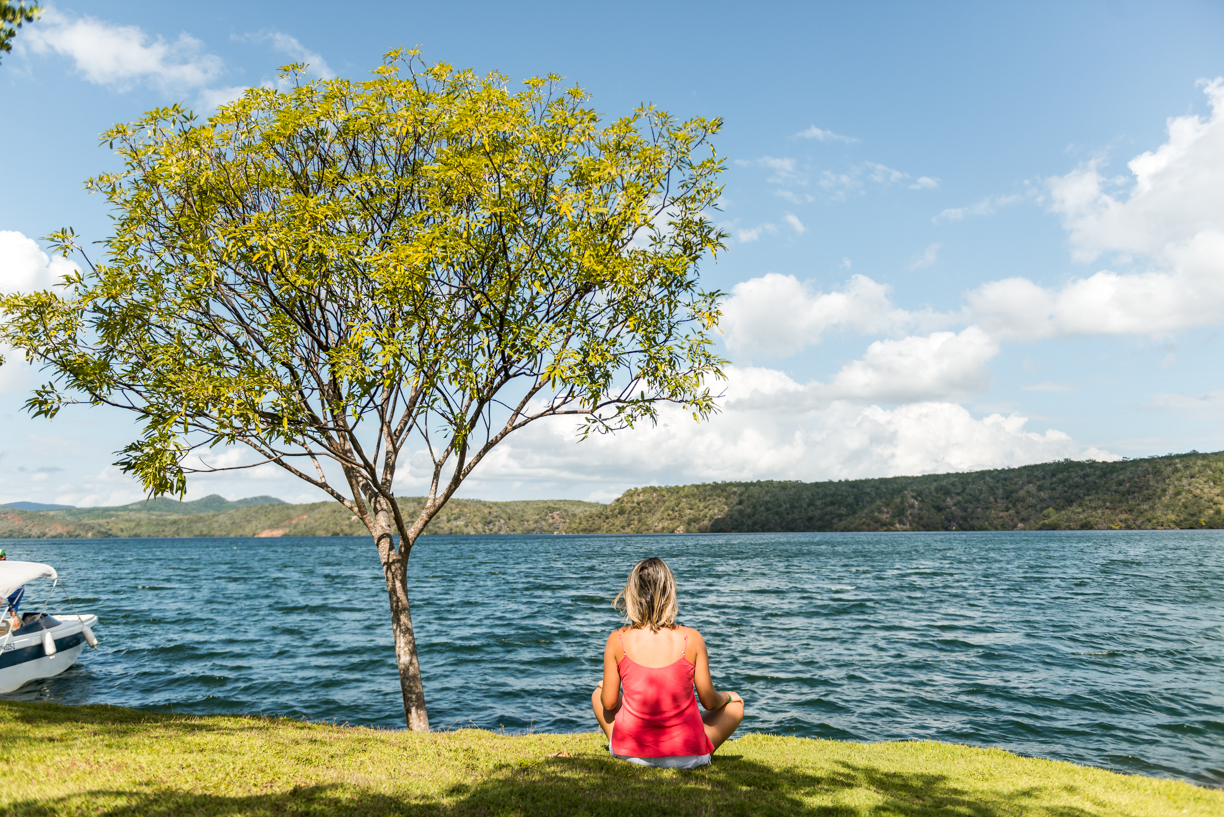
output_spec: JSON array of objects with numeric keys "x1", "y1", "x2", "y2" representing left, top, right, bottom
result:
[{"x1": 0, "y1": 703, "x2": 1218, "y2": 816}]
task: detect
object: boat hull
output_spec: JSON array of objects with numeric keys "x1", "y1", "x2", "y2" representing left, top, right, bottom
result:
[{"x1": 0, "y1": 614, "x2": 97, "y2": 694}]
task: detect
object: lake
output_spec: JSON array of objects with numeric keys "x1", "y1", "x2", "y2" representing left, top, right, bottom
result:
[{"x1": 1, "y1": 530, "x2": 1221, "y2": 787}]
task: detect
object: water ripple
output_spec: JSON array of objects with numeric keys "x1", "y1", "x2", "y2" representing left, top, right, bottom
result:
[{"x1": 0, "y1": 530, "x2": 1221, "y2": 786}]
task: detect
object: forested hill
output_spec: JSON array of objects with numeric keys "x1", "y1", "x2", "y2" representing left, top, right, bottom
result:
[
  {"x1": 566, "y1": 451, "x2": 1224, "y2": 533},
  {"x1": 3, "y1": 451, "x2": 1224, "y2": 539},
  {"x1": 0, "y1": 495, "x2": 600, "y2": 539}
]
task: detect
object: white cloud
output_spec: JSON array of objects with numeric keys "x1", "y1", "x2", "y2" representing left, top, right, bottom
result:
[
  {"x1": 0, "y1": 231, "x2": 79, "y2": 294},
  {"x1": 196, "y1": 85, "x2": 248, "y2": 110},
  {"x1": 1147, "y1": 387, "x2": 1224, "y2": 420},
  {"x1": 934, "y1": 193, "x2": 1025, "y2": 223},
  {"x1": 721, "y1": 273, "x2": 933, "y2": 359},
  {"x1": 965, "y1": 78, "x2": 1224, "y2": 340},
  {"x1": 735, "y1": 223, "x2": 778, "y2": 243},
  {"x1": 0, "y1": 232, "x2": 76, "y2": 395},
  {"x1": 909, "y1": 242, "x2": 941, "y2": 270},
  {"x1": 24, "y1": 9, "x2": 224, "y2": 91},
  {"x1": 796, "y1": 125, "x2": 857, "y2": 143},
  {"x1": 783, "y1": 213, "x2": 807, "y2": 235},
  {"x1": 742, "y1": 155, "x2": 934, "y2": 202},
  {"x1": 1051, "y1": 79, "x2": 1224, "y2": 263},
  {"x1": 236, "y1": 31, "x2": 334, "y2": 79},
  {"x1": 814, "y1": 327, "x2": 998, "y2": 403},
  {"x1": 965, "y1": 255, "x2": 1224, "y2": 341},
  {"x1": 867, "y1": 163, "x2": 907, "y2": 184},
  {"x1": 458, "y1": 366, "x2": 1115, "y2": 497},
  {"x1": 726, "y1": 327, "x2": 998, "y2": 408},
  {"x1": 735, "y1": 156, "x2": 800, "y2": 185},
  {"x1": 775, "y1": 190, "x2": 815, "y2": 205},
  {"x1": 817, "y1": 169, "x2": 862, "y2": 196},
  {"x1": 817, "y1": 162, "x2": 936, "y2": 199}
]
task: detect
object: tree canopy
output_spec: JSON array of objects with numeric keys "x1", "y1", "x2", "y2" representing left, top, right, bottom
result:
[
  {"x1": 0, "y1": 1, "x2": 39, "y2": 62},
  {"x1": 0, "y1": 51, "x2": 727, "y2": 728}
]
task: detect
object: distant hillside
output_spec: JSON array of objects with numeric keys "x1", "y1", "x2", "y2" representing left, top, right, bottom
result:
[
  {"x1": 568, "y1": 451, "x2": 1224, "y2": 533},
  {"x1": 0, "y1": 495, "x2": 601, "y2": 539},
  {"x1": 4, "y1": 451, "x2": 1224, "y2": 540},
  {"x1": 2, "y1": 502, "x2": 76, "y2": 511}
]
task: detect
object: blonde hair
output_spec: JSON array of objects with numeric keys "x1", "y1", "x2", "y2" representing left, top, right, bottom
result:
[{"x1": 613, "y1": 557, "x2": 678, "y2": 632}]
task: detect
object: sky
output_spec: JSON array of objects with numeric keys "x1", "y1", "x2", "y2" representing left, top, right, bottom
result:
[{"x1": 1, "y1": 0, "x2": 1223, "y2": 507}]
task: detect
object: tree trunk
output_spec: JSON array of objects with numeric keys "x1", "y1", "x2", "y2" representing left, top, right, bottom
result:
[{"x1": 381, "y1": 545, "x2": 429, "y2": 731}]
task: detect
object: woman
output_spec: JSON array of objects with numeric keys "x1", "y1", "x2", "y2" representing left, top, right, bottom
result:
[{"x1": 592, "y1": 557, "x2": 744, "y2": 768}]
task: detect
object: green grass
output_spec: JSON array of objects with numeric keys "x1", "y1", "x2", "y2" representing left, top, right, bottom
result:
[{"x1": 0, "y1": 702, "x2": 1218, "y2": 816}]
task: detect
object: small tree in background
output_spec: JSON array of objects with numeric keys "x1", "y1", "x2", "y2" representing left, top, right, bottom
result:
[
  {"x1": 0, "y1": 1, "x2": 39, "y2": 62},
  {"x1": 0, "y1": 52, "x2": 726, "y2": 730}
]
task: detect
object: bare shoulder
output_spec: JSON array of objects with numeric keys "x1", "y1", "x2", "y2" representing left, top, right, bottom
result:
[{"x1": 683, "y1": 625, "x2": 708, "y2": 651}]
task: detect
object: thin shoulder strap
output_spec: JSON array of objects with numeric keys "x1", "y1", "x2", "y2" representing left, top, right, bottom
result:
[
  {"x1": 618, "y1": 627, "x2": 627, "y2": 658},
  {"x1": 681, "y1": 626, "x2": 689, "y2": 656}
]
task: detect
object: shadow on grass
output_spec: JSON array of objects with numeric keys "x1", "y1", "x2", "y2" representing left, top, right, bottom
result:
[{"x1": 5, "y1": 751, "x2": 1110, "y2": 817}]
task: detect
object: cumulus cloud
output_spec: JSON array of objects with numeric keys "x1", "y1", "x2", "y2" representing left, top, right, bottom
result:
[
  {"x1": 0, "y1": 231, "x2": 79, "y2": 295},
  {"x1": 721, "y1": 273, "x2": 930, "y2": 359},
  {"x1": 814, "y1": 327, "x2": 998, "y2": 403},
  {"x1": 796, "y1": 125, "x2": 857, "y2": 143},
  {"x1": 456, "y1": 366, "x2": 1115, "y2": 499},
  {"x1": 724, "y1": 328, "x2": 998, "y2": 409},
  {"x1": 964, "y1": 263, "x2": 1224, "y2": 340},
  {"x1": 782, "y1": 213, "x2": 807, "y2": 234},
  {"x1": 1050, "y1": 80, "x2": 1224, "y2": 263},
  {"x1": 23, "y1": 9, "x2": 225, "y2": 91},
  {"x1": 959, "y1": 79, "x2": 1224, "y2": 341},
  {"x1": 0, "y1": 232, "x2": 82, "y2": 394}
]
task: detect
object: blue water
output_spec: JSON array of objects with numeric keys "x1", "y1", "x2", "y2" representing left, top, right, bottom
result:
[{"x1": 1, "y1": 531, "x2": 1221, "y2": 787}]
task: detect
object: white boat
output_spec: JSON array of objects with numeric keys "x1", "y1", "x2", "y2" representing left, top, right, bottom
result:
[{"x1": 0, "y1": 561, "x2": 98, "y2": 694}]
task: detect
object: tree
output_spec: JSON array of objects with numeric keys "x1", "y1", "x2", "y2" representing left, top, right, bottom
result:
[
  {"x1": 0, "y1": 52, "x2": 726, "y2": 730},
  {"x1": 0, "y1": 1, "x2": 39, "y2": 62}
]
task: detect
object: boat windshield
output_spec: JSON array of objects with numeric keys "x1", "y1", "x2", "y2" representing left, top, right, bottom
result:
[{"x1": 0, "y1": 567, "x2": 59, "y2": 635}]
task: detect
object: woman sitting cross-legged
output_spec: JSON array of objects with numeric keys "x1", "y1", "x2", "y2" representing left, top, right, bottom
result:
[{"x1": 592, "y1": 557, "x2": 744, "y2": 769}]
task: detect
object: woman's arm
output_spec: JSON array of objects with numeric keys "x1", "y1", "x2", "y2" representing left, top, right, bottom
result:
[
  {"x1": 689, "y1": 628, "x2": 737, "y2": 710},
  {"x1": 600, "y1": 630, "x2": 623, "y2": 712}
]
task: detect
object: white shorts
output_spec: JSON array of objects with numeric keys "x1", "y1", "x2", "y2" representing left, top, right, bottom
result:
[{"x1": 607, "y1": 725, "x2": 712, "y2": 769}]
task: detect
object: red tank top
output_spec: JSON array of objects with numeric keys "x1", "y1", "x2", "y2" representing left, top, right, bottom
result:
[{"x1": 611, "y1": 627, "x2": 715, "y2": 758}]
